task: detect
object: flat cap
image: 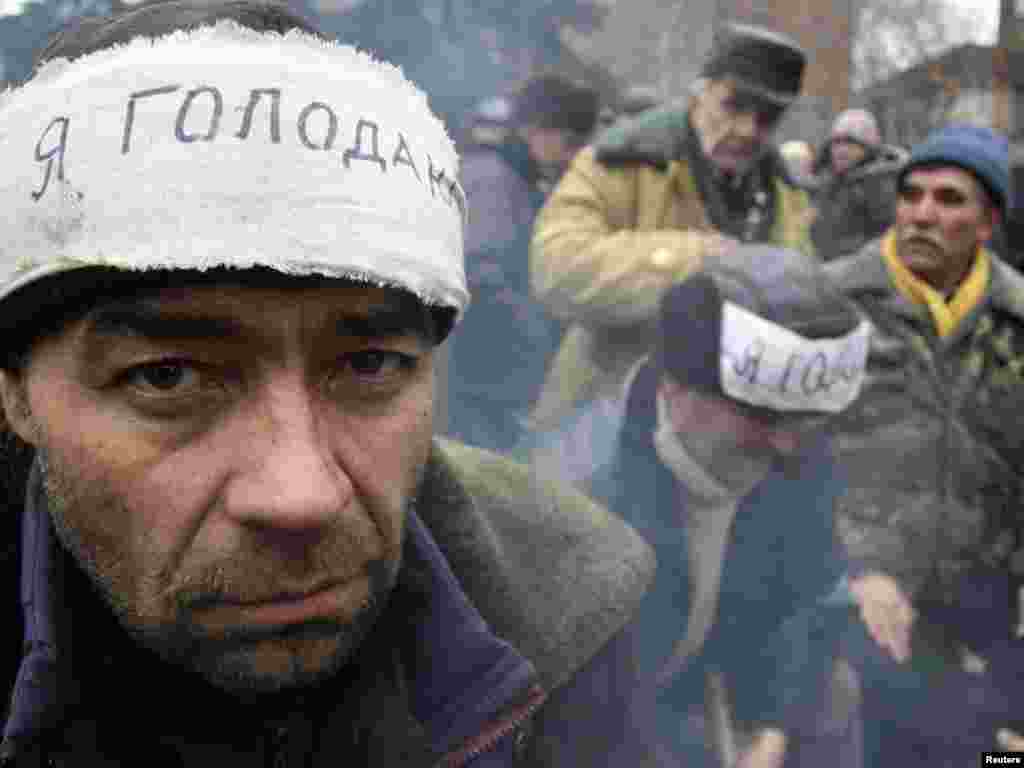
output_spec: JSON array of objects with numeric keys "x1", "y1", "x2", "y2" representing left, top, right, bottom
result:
[{"x1": 701, "y1": 22, "x2": 806, "y2": 106}]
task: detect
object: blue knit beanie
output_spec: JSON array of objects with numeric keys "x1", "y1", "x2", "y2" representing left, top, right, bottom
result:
[{"x1": 899, "y1": 123, "x2": 1009, "y2": 212}]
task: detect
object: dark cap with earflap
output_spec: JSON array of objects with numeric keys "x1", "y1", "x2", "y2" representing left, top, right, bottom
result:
[{"x1": 701, "y1": 22, "x2": 805, "y2": 106}]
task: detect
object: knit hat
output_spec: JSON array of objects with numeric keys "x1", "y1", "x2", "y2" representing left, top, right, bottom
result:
[
  {"x1": 701, "y1": 22, "x2": 805, "y2": 106},
  {"x1": 655, "y1": 245, "x2": 869, "y2": 415},
  {"x1": 899, "y1": 123, "x2": 1009, "y2": 212},
  {"x1": 830, "y1": 108, "x2": 881, "y2": 147},
  {"x1": 512, "y1": 75, "x2": 599, "y2": 138},
  {"x1": 0, "y1": 12, "x2": 468, "y2": 348}
]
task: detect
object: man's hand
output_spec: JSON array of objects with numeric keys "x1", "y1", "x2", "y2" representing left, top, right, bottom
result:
[
  {"x1": 736, "y1": 728, "x2": 787, "y2": 768},
  {"x1": 998, "y1": 728, "x2": 1024, "y2": 751},
  {"x1": 703, "y1": 233, "x2": 741, "y2": 261},
  {"x1": 849, "y1": 571, "x2": 915, "y2": 662}
]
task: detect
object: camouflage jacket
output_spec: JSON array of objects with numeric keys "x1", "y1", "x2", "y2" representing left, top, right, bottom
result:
[{"x1": 825, "y1": 240, "x2": 1024, "y2": 603}]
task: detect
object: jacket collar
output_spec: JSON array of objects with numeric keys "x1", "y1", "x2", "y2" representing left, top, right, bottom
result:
[
  {"x1": 2, "y1": 455, "x2": 539, "y2": 760},
  {"x1": 826, "y1": 236, "x2": 1024, "y2": 333},
  {"x1": 594, "y1": 104, "x2": 797, "y2": 187}
]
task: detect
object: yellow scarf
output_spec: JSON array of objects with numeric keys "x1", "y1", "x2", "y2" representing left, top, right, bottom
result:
[{"x1": 881, "y1": 229, "x2": 990, "y2": 338}]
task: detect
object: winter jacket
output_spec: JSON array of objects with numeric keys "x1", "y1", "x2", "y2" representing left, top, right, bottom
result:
[
  {"x1": 445, "y1": 139, "x2": 560, "y2": 453},
  {"x1": 825, "y1": 240, "x2": 1024, "y2": 606},
  {"x1": 1, "y1": 439, "x2": 656, "y2": 767},
  {"x1": 597, "y1": 362, "x2": 849, "y2": 760},
  {"x1": 810, "y1": 141, "x2": 907, "y2": 261},
  {"x1": 529, "y1": 105, "x2": 815, "y2": 432}
]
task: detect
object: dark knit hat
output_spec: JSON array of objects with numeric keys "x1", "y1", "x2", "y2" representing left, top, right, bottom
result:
[
  {"x1": 656, "y1": 245, "x2": 867, "y2": 415},
  {"x1": 512, "y1": 75, "x2": 600, "y2": 138},
  {"x1": 701, "y1": 22, "x2": 805, "y2": 106},
  {"x1": 899, "y1": 123, "x2": 1009, "y2": 212}
]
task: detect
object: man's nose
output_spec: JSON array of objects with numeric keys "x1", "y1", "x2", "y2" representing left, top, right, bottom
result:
[
  {"x1": 766, "y1": 427, "x2": 801, "y2": 456},
  {"x1": 733, "y1": 110, "x2": 759, "y2": 139},
  {"x1": 222, "y1": 375, "x2": 351, "y2": 540},
  {"x1": 907, "y1": 193, "x2": 938, "y2": 226}
]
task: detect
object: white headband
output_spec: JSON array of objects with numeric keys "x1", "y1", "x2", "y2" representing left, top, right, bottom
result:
[
  {"x1": 720, "y1": 301, "x2": 870, "y2": 413},
  {"x1": 0, "y1": 21, "x2": 469, "y2": 314}
]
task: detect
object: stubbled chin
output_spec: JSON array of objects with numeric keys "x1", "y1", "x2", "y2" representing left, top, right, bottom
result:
[
  {"x1": 900, "y1": 245, "x2": 940, "y2": 268},
  {"x1": 712, "y1": 152, "x2": 754, "y2": 175}
]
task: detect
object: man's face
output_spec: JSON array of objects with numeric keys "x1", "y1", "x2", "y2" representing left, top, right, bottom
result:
[
  {"x1": 1, "y1": 280, "x2": 436, "y2": 694},
  {"x1": 895, "y1": 166, "x2": 996, "y2": 292},
  {"x1": 690, "y1": 78, "x2": 783, "y2": 176},
  {"x1": 830, "y1": 139, "x2": 867, "y2": 176},
  {"x1": 526, "y1": 125, "x2": 583, "y2": 180},
  {"x1": 657, "y1": 376, "x2": 821, "y2": 497},
  {"x1": 663, "y1": 381, "x2": 804, "y2": 458}
]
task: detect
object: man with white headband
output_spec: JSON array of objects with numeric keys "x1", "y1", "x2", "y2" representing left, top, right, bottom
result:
[
  {"x1": 598, "y1": 245, "x2": 869, "y2": 768},
  {"x1": 0, "y1": 2, "x2": 656, "y2": 764}
]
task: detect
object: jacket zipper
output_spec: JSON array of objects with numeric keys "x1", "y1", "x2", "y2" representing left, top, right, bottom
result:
[
  {"x1": 270, "y1": 725, "x2": 290, "y2": 768},
  {"x1": 440, "y1": 685, "x2": 547, "y2": 768}
]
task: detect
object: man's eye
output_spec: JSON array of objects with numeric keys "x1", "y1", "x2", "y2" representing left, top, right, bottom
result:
[
  {"x1": 899, "y1": 188, "x2": 923, "y2": 204},
  {"x1": 935, "y1": 191, "x2": 966, "y2": 206},
  {"x1": 123, "y1": 361, "x2": 202, "y2": 394},
  {"x1": 346, "y1": 350, "x2": 416, "y2": 377}
]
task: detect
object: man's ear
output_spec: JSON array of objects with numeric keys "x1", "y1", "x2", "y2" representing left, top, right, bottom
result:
[
  {"x1": 984, "y1": 206, "x2": 1001, "y2": 245},
  {"x1": 0, "y1": 370, "x2": 39, "y2": 446}
]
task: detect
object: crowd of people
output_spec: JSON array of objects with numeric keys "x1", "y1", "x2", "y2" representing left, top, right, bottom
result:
[{"x1": 0, "y1": 3, "x2": 1022, "y2": 767}]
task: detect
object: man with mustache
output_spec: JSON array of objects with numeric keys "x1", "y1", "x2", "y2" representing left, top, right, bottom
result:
[
  {"x1": 824, "y1": 123, "x2": 1024, "y2": 763},
  {"x1": 0, "y1": 1, "x2": 656, "y2": 765},
  {"x1": 527, "y1": 22, "x2": 815, "y2": 489}
]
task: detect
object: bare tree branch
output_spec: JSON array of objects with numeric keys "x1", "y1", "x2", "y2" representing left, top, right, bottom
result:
[{"x1": 853, "y1": 0, "x2": 983, "y2": 88}]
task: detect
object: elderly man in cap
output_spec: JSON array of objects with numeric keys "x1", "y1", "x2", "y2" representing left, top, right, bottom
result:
[
  {"x1": 811, "y1": 108, "x2": 907, "y2": 261},
  {"x1": 597, "y1": 245, "x2": 869, "y2": 768},
  {"x1": 825, "y1": 123, "x2": 1024, "y2": 763},
  {"x1": 0, "y1": 2, "x2": 657, "y2": 764},
  {"x1": 527, "y1": 22, "x2": 815, "y2": 488}
]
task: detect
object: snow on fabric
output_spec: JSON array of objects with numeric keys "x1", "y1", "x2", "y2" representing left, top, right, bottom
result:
[
  {"x1": 719, "y1": 301, "x2": 870, "y2": 413},
  {"x1": 0, "y1": 21, "x2": 469, "y2": 313}
]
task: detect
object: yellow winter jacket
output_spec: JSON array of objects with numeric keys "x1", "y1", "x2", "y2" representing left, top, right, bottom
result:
[{"x1": 529, "y1": 108, "x2": 815, "y2": 429}]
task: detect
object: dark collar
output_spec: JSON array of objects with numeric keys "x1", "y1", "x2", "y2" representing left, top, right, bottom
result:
[
  {"x1": 2, "y1": 462, "x2": 537, "y2": 761},
  {"x1": 683, "y1": 117, "x2": 778, "y2": 242}
]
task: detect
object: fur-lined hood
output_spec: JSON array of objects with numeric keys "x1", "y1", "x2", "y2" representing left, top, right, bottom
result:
[
  {"x1": 593, "y1": 103, "x2": 799, "y2": 187},
  {"x1": 813, "y1": 138, "x2": 908, "y2": 184}
]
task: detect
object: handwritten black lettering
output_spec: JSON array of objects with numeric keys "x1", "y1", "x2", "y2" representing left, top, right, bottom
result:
[
  {"x1": 235, "y1": 88, "x2": 281, "y2": 143},
  {"x1": 175, "y1": 86, "x2": 223, "y2": 144},
  {"x1": 122, "y1": 85, "x2": 181, "y2": 154},
  {"x1": 834, "y1": 338, "x2": 863, "y2": 383},
  {"x1": 342, "y1": 118, "x2": 387, "y2": 171},
  {"x1": 297, "y1": 101, "x2": 338, "y2": 151},
  {"x1": 732, "y1": 338, "x2": 765, "y2": 386},
  {"x1": 447, "y1": 178, "x2": 466, "y2": 218},
  {"x1": 777, "y1": 351, "x2": 802, "y2": 394},
  {"x1": 391, "y1": 132, "x2": 421, "y2": 181},
  {"x1": 427, "y1": 155, "x2": 454, "y2": 204},
  {"x1": 32, "y1": 117, "x2": 70, "y2": 202},
  {"x1": 801, "y1": 351, "x2": 832, "y2": 395}
]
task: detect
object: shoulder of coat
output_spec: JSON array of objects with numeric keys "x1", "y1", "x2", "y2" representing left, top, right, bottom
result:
[
  {"x1": 593, "y1": 104, "x2": 689, "y2": 170},
  {"x1": 989, "y1": 254, "x2": 1024, "y2": 324},
  {"x1": 422, "y1": 438, "x2": 655, "y2": 690}
]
